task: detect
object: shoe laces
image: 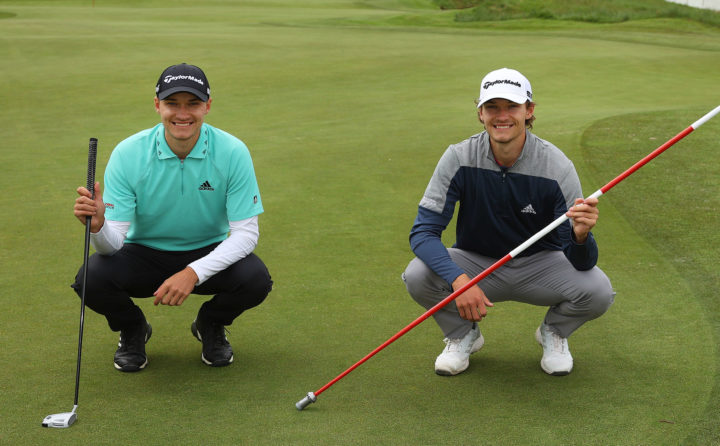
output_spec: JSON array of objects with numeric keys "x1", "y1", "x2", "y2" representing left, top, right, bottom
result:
[
  {"x1": 119, "y1": 324, "x2": 146, "y2": 349},
  {"x1": 204, "y1": 322, "x2": 229, "y2": 347},
  {"x1": 546, "y1": 330, "x2": 568, "y2": 354},
  {"x1": 443, "y1": 337, "x2": 464, "y2": 353}
]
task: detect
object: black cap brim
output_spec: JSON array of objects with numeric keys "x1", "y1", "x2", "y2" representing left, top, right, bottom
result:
[{"x1": 157, "y1": 86, "x2": 209, "y2": 102}]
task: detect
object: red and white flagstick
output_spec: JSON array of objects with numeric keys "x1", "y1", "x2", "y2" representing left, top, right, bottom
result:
[{"x1": 295, "y1": 105, "x2": 720, "y2": 411}]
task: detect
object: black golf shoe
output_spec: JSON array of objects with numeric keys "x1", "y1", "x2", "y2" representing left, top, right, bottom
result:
[
  {"x1": 114, "y1": 320, "x2": 152, "y2": 372},
  {"x1": 191, "y1": 317, "x2": 233, "y2": 367}
]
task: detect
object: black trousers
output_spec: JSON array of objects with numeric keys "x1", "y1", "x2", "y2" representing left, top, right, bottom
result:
[{"x1": 71, "y1": 243, "x2": 272, "y2": 331}]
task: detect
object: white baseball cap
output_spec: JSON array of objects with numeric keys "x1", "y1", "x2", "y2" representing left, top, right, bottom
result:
[{"x1": 477, "y1": 68, "x2": 533, "y2": 108}]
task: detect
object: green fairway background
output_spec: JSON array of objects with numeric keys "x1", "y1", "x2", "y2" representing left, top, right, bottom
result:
[{"x1": 1, "y1": 1, "x2": 719, "y2": 444}]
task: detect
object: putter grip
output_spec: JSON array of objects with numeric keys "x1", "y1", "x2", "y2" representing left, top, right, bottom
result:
[{"x1": 87, "y1": 138, "x2": 98, "y2": 199}]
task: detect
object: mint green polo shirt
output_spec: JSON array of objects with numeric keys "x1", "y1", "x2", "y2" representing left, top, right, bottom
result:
[{"x1": 103, "y1": 123, "x2": 263, "y2": 251}]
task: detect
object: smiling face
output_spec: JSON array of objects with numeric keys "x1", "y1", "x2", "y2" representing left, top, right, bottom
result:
[
  {"x1": 478, "y1": 98, "x2": 534, "y2": 147},
  {"x1": 154, "y1": 92, "x2": 211, "y2": 153}
]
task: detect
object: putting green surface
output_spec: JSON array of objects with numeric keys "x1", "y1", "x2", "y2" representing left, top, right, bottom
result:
[{"x1": 1, "y1": 1, "x2": 718, "y2": 444}]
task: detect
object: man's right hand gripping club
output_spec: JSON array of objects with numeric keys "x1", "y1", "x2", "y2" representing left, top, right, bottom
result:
[{"x1": 74, "y1": 182, "x2": 105, "y2": 233}]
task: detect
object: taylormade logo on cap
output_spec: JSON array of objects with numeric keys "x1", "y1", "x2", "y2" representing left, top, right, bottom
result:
[
  {"x1": 477, "y1": 68, "x2": 532, "y2": 108},
  {"x1": 483, "y1": 79, "x2": 521, "y2": 89},
  {"x1": 156, "y1": 63, "x2": 211, "y2": 102},
  {"x1": 163, "y1": 74, "x2": 205, "y2": 86}
]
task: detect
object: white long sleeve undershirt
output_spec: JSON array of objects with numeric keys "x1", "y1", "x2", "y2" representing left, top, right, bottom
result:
[{"x1": 90, "y1": 216, "x2": 259, "y2": 285}]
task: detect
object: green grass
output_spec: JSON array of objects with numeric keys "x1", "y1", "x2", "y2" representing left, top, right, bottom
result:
[
  {"x1": 581, "y1": 110, "x2": 720, "y2": 444},
  {"x1": 1, "y1": 0, "x2": 719, "y2": 444}
]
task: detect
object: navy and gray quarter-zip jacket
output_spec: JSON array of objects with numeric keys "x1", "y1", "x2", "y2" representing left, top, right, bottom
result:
[{"x1": 410, "y1": 129, "x2": 598, "y2": 286}]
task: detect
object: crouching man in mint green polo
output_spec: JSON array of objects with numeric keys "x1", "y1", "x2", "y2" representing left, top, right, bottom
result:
[{"x1": 72, "y1": 63, "x2": 272, "y2": 372}]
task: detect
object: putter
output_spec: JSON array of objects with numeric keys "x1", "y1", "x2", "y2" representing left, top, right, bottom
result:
[
  {"x1": 43, "y1": 138, "x2": 97, "y2": 428},
  {"x1": 295, "y1": 104, "x2": 720, "y2": 410}
]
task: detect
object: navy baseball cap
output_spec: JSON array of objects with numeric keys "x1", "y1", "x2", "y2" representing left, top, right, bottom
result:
[{"x1": 155, "y1": 63, "x2": 211, "y2": 102}]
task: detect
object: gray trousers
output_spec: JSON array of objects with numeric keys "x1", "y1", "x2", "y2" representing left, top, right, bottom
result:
[{"x1": 402, "y1": 248, "x2": 614, "y2": 339}]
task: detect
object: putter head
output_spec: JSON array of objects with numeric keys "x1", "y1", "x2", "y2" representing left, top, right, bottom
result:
[{"x1": 42, "y1": 410, "x2": 77, "y2": 428}]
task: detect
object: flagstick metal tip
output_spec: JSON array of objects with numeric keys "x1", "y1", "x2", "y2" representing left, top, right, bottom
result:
[{"x1": 295, "y1": 392, "x2": 317, "y2": 411}]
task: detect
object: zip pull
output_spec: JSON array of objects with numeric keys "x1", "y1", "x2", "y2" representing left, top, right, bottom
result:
[{"x1": 180, "y1": 159, "x2": 185, "y2": 194}]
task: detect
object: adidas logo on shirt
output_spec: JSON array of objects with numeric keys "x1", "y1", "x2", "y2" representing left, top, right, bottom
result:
[
  {"x1": 198, "y1": 181, "x2": 215, "y2": 191},
  {"x1": 521, "y1": 204, "x2": 536, "y2": 214}
]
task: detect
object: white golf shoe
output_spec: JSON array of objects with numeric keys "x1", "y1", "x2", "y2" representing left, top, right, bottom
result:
[
  {"x1": 434, "y1": 324, "x2": 484, "y2": 376},
  {"x1": 535, "y1": 323, "x2": 573, "y2": 376}
]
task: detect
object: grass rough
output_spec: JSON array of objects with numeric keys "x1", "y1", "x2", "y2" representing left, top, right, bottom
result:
[{"x1": 432, "y1": 0, "x2": 720, "y2": 27}]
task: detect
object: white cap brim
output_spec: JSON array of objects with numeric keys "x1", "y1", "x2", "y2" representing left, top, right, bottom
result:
[{"x1": 477, "y1": 92, "x2": 529, "y2": 108}]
